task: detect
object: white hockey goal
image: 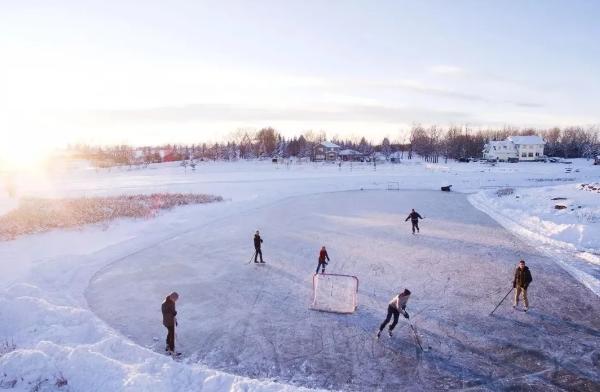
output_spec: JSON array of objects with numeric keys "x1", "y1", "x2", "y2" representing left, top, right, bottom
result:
[
  {"x1": 387, "y1": 181, "x2": 400, "y2": 191},
  {"x1": 311, "y1": 273, "x2": 359, "y2": 314}
]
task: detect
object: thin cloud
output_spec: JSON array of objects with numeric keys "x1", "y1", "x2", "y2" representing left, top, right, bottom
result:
[
  {"x1": 428, "y1": 65, "x2": 464, "y2": 75},
  {"x1": 89, "y1": 103, "x2": 471, "y2": 125}
]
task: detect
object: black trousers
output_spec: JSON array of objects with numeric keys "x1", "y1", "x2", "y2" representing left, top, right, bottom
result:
[
  {"x1": 254, "y1": 248, "x2": 263, "y2": 262},
  {"x1": 379, "y1": 305, "x2": 400, "y2": 331},
  {"x1": 411, "y1": 220, "x2": 420, "y2": 233},
  {"x1": 316, "y1": 261, "x2": 327, "y2": 274},
  {"x1": 166, "y1": 325, "x2": 175, "y2": 351}
]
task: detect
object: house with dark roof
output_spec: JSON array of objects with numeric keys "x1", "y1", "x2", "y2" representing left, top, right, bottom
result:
[{"x1": 314, "y1": 141, "x2": 341, "y2": 161}]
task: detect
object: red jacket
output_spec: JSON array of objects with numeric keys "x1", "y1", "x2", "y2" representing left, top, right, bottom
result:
[{"x1": 319, "y1": 249, "x2": 330, "y2": 263}]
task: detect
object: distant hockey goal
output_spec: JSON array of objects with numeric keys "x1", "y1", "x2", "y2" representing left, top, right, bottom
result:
[
  {"x1": 311, "y1": 273, "x2": 359, "y2": 314},
  {"x1": 387, "y1": 181, "x2": 400, "y2": 191}
]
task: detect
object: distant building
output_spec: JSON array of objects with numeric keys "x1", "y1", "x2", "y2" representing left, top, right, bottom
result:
[
  {"x1": 314, "y1": 141, "x2": 341, "y2": 161},
  {"x1": 483, "y1": 135, "x2": 545, "y2": 161},
  {"x1": 389, "y1": 151, "x2": 404, "y2": 163},
  {"x1": 338, "y1": 149, "x2": 362, "y2": 162}
]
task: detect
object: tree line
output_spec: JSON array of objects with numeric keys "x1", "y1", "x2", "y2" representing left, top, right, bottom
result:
[{"x1": 69, "y1": 125, "x2": 599, "y2": 167}]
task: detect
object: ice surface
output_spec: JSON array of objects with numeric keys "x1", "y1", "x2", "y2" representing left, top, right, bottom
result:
[{"x1": 87, "y1": 190, "x2": 600, "y2": 391}]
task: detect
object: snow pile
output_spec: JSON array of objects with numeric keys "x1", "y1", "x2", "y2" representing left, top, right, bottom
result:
[
  {"x1": 469, "y1": 183, "x2": 600, "y2": 295},
  {"x1": 0, "y1": 269, "x2": 318, "y2": 392},
  {"x1": 578, "y1": 183, "x2": 600, "y2": 193},
  {"x1": 0, "y1": 193, "x2": 223, "y2": 241}
]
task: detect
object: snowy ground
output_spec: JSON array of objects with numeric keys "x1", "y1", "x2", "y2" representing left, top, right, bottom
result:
[{"x1": 1, "y1": 159, "x2": 599, "y2": 391}]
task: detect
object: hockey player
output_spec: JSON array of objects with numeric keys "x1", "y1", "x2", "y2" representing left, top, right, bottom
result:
[
  {"x1": 513, "y1": 260, "x2": 533, "y2": 311},
  {"x1": 405, "y1": 209, "x2": 424, "y2": 234},
  {"x1": 253, "y1": 230, "x2": 264, "y2": 263},
  {"x1": 315, "y1": 246, "x2": 330, "y2": 274},
  {"x1": 161, "y1": 292, "x2": 181, "y2": 356},
  {"x1": 377, "y1": 289, "x2": 411, "y2": 338}
]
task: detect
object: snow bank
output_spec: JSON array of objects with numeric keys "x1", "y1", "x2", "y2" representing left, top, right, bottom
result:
[
  {"x1": 469, "y1": 183, "x2": 600, "y2": 296},
  {"x1": 0, "y1": 270, "x2": 321, "y2": 392}
]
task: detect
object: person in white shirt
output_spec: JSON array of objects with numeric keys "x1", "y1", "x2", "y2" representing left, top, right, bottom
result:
[{"x1": 377, "y1": 289, "x2": 411, "y2": 338}]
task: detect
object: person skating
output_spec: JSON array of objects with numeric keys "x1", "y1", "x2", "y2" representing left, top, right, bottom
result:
[
  {"x1": 315, "y1": 246, "x2": 330, "y2": 274},
  {"x1": 161, "y1": 292, "x2": 181, "y2": 356},
  {"x1": 377, "y1": 289, "x2": 411, "y2": 338},
  {"x1": 405, "y1": 209, "x2": 424, "y2": 234},
  {"x1": 254, "y1": 230, "x2": 264, "y2": 263},
  {"x1": 512, "y1": 260, "x2": 532, "y2": 311}
]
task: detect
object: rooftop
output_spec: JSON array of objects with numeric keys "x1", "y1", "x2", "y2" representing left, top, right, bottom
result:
[
  {"x1": 507, "y1": 135, "x2": 545, "y2": 145},
  {"x1": 320, "y1": 141, "x2": 341, "y2": 149}
]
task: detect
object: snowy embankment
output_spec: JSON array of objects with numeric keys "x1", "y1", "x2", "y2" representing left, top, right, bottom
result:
[{"x1": 469, "y1": 183, "x2": 600, "y2": 296}]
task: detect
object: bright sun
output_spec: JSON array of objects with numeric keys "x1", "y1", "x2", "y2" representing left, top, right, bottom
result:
[{"x1": 0, "y1": 140, "x2": 52, "y2": 171}]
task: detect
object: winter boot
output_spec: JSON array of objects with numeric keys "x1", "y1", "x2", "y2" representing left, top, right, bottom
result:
[{"x1": 388, "y1": 329, "x2": 393, "y2": 338}]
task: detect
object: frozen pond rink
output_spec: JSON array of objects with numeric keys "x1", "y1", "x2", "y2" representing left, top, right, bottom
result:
[{"x1": 86, "y1": 190, "x2": 600, "y2": 391}]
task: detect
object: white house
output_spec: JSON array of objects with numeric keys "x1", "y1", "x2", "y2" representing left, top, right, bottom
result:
[
  {"x1": 483, "y1": 135, "x2": 545, "y2": 161},
  {"x1": 314, "y1": 141, "x2": 341, "y2": 161}
]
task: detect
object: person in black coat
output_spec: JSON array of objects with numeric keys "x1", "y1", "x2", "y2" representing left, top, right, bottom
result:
[
  {"x1": 161, "y1": 292, "x2": 179, "y2": 355},
  {"x1": 405, "y1": 209, "x2": 424, "y2": 234},
  {"x1": 513, "y1": 260, "x2": 533, "y2": 311},
  {"x1": 254, "y1": 230, "x2": 264, "y2": 263}
]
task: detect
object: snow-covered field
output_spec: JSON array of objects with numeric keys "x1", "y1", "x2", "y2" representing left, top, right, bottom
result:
[{"x1": 0, "y1": 159, "x2": 599, "y2": 391}]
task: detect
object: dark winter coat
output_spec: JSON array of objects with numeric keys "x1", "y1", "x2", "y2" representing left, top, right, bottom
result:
[
  {"x1": 162, "y1": 297, "x2": 177, "y2": 328},
  {"x1": 513, "y1": 266, "x2": 532, "y2": 289},
  {"x1": 405, "y1": 211, "x2": 423, "y2": 222},
  {"x1": 319, "y1": 249, "x2": 330, "y2": 263},
  {"x1": 254, "y1": 234, "x2": 263, "y2": 249}
]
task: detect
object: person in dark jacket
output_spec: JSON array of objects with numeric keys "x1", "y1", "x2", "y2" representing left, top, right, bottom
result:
[
  {"x1": 161, "y1": 292, "x2": 179, "y2": 355},
  {"x1": 253, "y1": 230, "x2": 264, "y2": 263},
  {"x1": 513, "y1": 260, "x2": 533, "y2": 311},
  {"x1": 405, "y1": 209, "x2": 424, "y2": 234},
  {"x1": 377, "y1": 289, "x2": 411, "y2": 338},
  {"x1": 316, "y1": 246, "x2": 330, "y2": 274}
]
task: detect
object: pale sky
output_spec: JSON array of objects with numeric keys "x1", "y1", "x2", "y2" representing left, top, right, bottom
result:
[{"x1": 1, "y1": 0, "x2": 599, "y2": 157}]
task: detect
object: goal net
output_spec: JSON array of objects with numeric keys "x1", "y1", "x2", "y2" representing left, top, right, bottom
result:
[
  {"x1": 387, "y1": 181, "x2": 400, "y2": 191},
  {"x1": 311, "y1": 273, "x2": 359, "y2": 314}
]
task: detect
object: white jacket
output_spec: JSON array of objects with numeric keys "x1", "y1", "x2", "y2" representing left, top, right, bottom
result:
[{"x1": 389, "y1": 293, "x2": 410, "y2": 313}]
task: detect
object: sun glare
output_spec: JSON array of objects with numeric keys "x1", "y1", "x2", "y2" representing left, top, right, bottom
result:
[{"x1": 0, "y1": 141, "x2": 52, "y2": 171}]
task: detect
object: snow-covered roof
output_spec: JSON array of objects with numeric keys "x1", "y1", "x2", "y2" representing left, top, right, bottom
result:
[
  {"x1": 507, "y1": 135, "x2": 545, "y2": 145},
  {"x1": 320, "y1": 141, "x2": 340, "y2": 149}
]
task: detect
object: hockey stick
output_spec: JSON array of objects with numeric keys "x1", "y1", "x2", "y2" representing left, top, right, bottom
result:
[
  {"x1": 409, "y1": 323, "x2": 428, "y2": 352},
  {"x1": 247, "y1": 251, "x2": 257, "y2": 264},
  {"x1": 489, "y1": 287, "x2": 514, "y2": 316}
]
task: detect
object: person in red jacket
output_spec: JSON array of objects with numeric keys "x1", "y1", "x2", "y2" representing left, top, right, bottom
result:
[{"x1": 315, "y1": 246, "x2": 330, "y2": 274}]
